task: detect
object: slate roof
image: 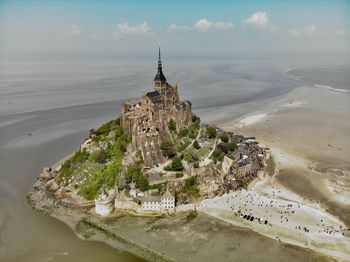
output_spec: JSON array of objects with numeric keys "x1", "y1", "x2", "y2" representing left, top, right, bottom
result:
[
  {"x1": 154, "y1": 68, "x2": 167, "y2": 82},
  {"x1": 161, "y1": 190, "x2": 174, "y2": 200},
  {"x1": 154, "y1": 46, "x2": 167, "y2": 82},
  {"x1": 145, "y1": 90, "x2": 160, "y2": 98},
  {"x1": 141, "y1": 195, "x2": 161, "y2": 203}
]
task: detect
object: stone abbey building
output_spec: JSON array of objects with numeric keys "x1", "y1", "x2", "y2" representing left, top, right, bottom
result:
[{"x1": 121, "y1": 48, "x2": 192, "y2": 166}]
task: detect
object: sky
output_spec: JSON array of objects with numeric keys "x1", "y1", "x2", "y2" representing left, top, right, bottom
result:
[{"x1": 0, "y1": 0, "x2": 349, "y2": 61}]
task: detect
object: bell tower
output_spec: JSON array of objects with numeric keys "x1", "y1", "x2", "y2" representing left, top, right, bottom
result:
[{"x1": 154, "y1": 45, "x2": 167, "y2": 92}]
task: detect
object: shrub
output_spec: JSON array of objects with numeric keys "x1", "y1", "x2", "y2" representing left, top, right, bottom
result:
[
  {"x1": 124, "y1": 189, "x2": 130, "y2": 197},
  {"x1": 193, "y1": 161, "x2": 199, "y2": 168},
  {"x1": 171, "y1": 156, "x2": 184, "y2": 171},
  {"x1": 220, "y1": 133, "x2": 229, "y2": 143},
  {"x1": 137, "y1": 175, "x2": 149, "y2": 191},
  {"x1": 90, "y1": 150, "x2": 109, "y2": 163},
  {"x1": 125, "y1": 166, "x2": 142, "y2": 183},
  {"x1": 207, "y1": 126, "x2": 217, "y2": 138},
  {"x1": 178, "y1": 128, "x2": 189, "y2": 138},
  {"x1": 176, "y1": 142, "x2": 189, "y2": 152},
  {"x1": 161, "y1": 141, "x2": 176, "y2": 158},
  {"x1": 185, "y1": 176, "x2": 196, "y2": 188},
  {"x1": 71, "y1": 149, "x2": 90, "y2": 164},
  {"x1": 57, "y1": 149, "x2": 90, "y2": 183},
  {"x1": 212, "y1": 148, "x2": 225, "y2": 161},
  {"x1": 192, "y1": 114, "x2": 200, "y2": 123},
  {"x1": 136, "y1": 150, "x2": 144, "y2": 164},
  {"x1": 183, "y1": 151, "x2": 199, "y2": 163},
  {"x1": 175, "y1": 172, "x2": 184, "y2": 178},
  {"x1": 169, "y1": 119, "x2": 176, "y2": 131},
  {"x1": 217, "y1": 143, "x2": 229, "y2": 154},
  {"x1": 96, "y1": 121, "x2": 113, "y2": 136},
  {"x1": 184, "y1": 176, "x2": 199, "y2": 197},
  {"x1": 228, "y1": 142, "x2": 238, "y2": 152},
  {"x1": 79, "y1": 167, "x2": 105, "y2": 200},
  {"x1": 193, "y1": 140, "x2": 201, "y2": 149}
]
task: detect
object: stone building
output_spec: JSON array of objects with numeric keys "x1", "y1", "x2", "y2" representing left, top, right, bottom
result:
[
  {"x1": 140, "y1": 189, "x2": 175, "y2": 212},
  {"x1": 121, "y1": 47, "x2": 192, "y2": 166},
  {"x1": 95, "y1": 189, "x2": 115, "y2": 216}
]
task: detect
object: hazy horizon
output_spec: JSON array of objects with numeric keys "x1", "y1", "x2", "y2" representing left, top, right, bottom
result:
[{"x1": 1, "y1": 0, "x2": 349, "y2": 62}]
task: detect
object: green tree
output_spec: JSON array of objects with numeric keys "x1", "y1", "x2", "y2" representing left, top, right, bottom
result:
[
  {"x1": 193, "y1": 140, "x2": 201, "y2": 149},
  {"x1": 192, "y1": 114, "x2": 200, "y2": 123},
  {"x1": 137, "y1": 175, "x2": 149, "y2": 191},
  {"x1": 160, "y1": 141, "x2": 176, "y2": 158},
  {"x1": 207, "y1": 126, "x2": 217, "y2": 138},
  {"x1": 169, "y1": 119, "x2": 176, "y2": 131},
  {"x1": 212, "y1": 148, "x2": 225, "y2": 161},
  {"x1": 178, "y1": 128, "x2": 189, "y2": 138},
  {"x1": 171, "y1": 156, "x2": 184, "y2": 171},
  {"x1": 125, "y1": 166, "x2": 142, "y2": 183},
  {"x1": 220, "y1": 133, "x2": 229, "y2": 143},
  {"x1": 228, "y1": 142, "x2": 238, "y2": 152}
]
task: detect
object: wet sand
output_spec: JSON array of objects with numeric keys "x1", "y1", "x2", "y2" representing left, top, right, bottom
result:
[
  {"x1": 28, "y1": 177, "x2": 333, "y2": 262},
  {"x1": 221, "y1": 82, "x2": 350, "y2": 226}
]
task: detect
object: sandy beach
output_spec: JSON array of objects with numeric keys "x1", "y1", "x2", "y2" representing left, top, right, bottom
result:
[{"x1": 215, "y1": 75, "x2": 350, "y2": 260}]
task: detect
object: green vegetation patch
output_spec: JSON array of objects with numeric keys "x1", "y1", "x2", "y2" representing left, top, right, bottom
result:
[
  {"x1": 124, "y1": 166, "x2": 149, "y2": 191},
  {"x1": 168, "y1": 119, "x2": 176, "y2": 131},
  {"x1": 57, "y1": 116, "x2": 133, "y2": 200},
  {"x1": 184, "y1": 176, "x2": 199, "y2": 197},
  {"x1": 57, "y1": 149, "x2": 90, "y2": 184},
  {"x1": 160, "y1": 141, "x2": 176, "y2": 158},
  {"x1": 164, "y1": 156, "x2": 184, "y2": 171},
  {"x1": 206, "y1": 126, "x2": 217, "y2": 139}
]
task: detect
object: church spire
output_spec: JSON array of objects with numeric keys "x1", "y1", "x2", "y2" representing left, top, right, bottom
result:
[
  {"x1": 158, "y1": 44, "x2": 162, "y2": 68},
  {"x1": 154, "y1": 45, "x2": 166, "y2": 82}
]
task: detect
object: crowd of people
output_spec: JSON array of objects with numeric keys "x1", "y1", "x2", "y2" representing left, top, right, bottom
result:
[{"x1": 199, "y1": 187, "x2": 346, "y2": 238}]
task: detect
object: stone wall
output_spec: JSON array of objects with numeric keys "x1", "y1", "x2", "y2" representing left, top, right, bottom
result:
[{"x1": 121, "y1": 81, "x2": 192, "y2": 166}]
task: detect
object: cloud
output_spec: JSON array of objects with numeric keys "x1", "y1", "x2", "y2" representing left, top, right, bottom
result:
[
  {"x1": 169, "y1": 24, "x2": 191, "y2": 31},
  {"x1": 303, "y1": 24, "x2": 317, "y2": 35},
  {"x1": 169, "y1": 19, "x2": 234, "y2": 32},
  {"x1": 113, "y1": 22, "x2": 151, "y2": 37},
  {"x1": 289, "y1": 29, "x2": 300, "y2": 37},
  {"x1": 289, "y1": 24, "x2": 331, "y2": 37},
  {"x1": 194, "y1": 19, "x2": 234, "y2": 31},
  {"x1": 243, "y1": 11, "x2": 270, "y2": 30},
  {"x1": 68, "y1": 24, "x2": 81, "y2": 36}
]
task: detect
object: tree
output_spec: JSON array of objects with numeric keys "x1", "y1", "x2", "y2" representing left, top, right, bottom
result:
[
  {"x1": 178, "y1": 128, "x2": 189, "y2": 138},
  {"x1": 217, "y1": 143, "x2": 228, "y2": 154},
  {"x1": 171, "y1": 156, "x2": 184, "y2": 171},
  {"x1": 169, "y1": 119, "x2": 176, "y2": 131},
  {"x1": 220, "y1": 133, "x2": 229, "y2": 143},
  {"x1": 228, "y1": 142, "x2": 238, "y2": 152},
  {"x1": 183, "y1": 151, "x2": 198, "y2": 163},
  {"x1": 193, "y1": 140, "x2": 201, "y2": 149},
  {"x1": 124, "y1": 166, "x2": 142, "y2": 183},
  {"x1": 192, "y1": 114, "x2": 200, "y2": 123},
  {"x1": 137, "y1": 175, "x2": 149, "y2": 191},
  {"x1": 90, "y1": 149, "x2": 109, "y2": 163},
  {"x1": 207, "y1": 126, "x2": 217, "y2": 138},
  {"x1": 160, "y1": 141, "x2": 176, "y2": 158},
  {"x1": 212, "y1": 148, "x2": 225, "y2": 161}
]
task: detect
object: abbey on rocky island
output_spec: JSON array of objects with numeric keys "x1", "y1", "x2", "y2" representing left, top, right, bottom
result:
[{"x1": 121, "y1": 47, "x2": 192, "y2": 166}]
